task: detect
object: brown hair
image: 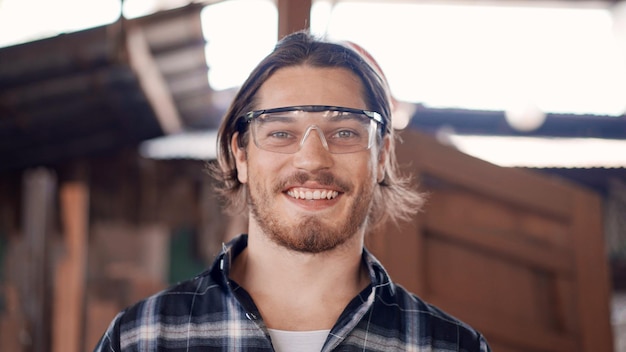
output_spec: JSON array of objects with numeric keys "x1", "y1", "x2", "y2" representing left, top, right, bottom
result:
[{"x1": 209, "y1": 31, "x2": 423, "y2": 227}]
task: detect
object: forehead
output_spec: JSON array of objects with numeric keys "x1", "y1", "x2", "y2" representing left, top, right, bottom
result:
[{"x1": 255, "y1": 65, "x2": 368, "y2": 111}]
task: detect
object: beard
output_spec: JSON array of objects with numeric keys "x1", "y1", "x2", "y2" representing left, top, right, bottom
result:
[{"x1": 248, "y1": 170, "x2": 374, "y2": 253}]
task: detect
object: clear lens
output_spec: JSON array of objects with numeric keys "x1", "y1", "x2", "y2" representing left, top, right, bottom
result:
[{"x1": 250, "y1": 110, "x2": 376, "y2": 154}]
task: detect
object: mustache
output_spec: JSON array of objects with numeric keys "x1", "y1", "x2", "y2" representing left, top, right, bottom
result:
[{"x1": 274, "y1": 171, "x2": 351, "y2": 193}]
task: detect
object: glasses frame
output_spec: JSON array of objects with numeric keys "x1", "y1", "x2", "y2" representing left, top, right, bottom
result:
[
  {"x1": 242, "y1": 105, "x2": 386, "y2": 129},
  {"x1": 239, "y1": 105, "x2": 387, "y2": 154}
]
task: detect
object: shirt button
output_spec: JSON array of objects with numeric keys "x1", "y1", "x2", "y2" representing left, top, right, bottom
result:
[{"x1": 245, "y1": 312, "x2": 257, "y2": 320}]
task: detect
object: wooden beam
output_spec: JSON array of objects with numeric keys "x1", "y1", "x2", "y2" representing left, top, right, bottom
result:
[
  {"x1": 570, "y1": 189, "x2": 614, "y2": 352},
  {"x1": 22, "y1": 168, "x2": 56, "y2": 352},
  {"x1": 397, "y1": 129, "x2": 573, "y2": 220},
  {"x1": 277, "y1": 0, "x2": 312, "y2": 39},
  {"x1": 53, "y1": 165, "x2": 89, "y2": 352},
  {"x1": 126, "y1": 24, "x2": 183, "y2": 134}
]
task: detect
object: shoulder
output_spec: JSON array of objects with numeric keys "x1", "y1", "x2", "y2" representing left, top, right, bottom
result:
[
  {"x1": 94, "y1": 236, "x2": 249, "y2": 351},
  {"x1": 114, "y1": 236, "x2": 245, "y2": 324},
  {"x1": 94, "y1": 270, "x2": 229, "y2": 350},
  {"x1": 372, "y1": 282, "x2": 490, "y2": 351},
  {"x1": 363, "y1": 251, "x2": 490, "y2": 351},
  {"x1": 117, "y1": 269, "x2": 224, "y2": 325}
]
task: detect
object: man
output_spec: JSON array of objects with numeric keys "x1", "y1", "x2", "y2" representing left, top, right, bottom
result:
[{"x1": 95, "y1": 31, "x2": 491, "y2": 351}]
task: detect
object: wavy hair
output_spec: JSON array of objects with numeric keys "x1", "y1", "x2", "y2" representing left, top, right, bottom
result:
[{"x1": 208, "y1": 31, "x2": 424, "y2": 228}]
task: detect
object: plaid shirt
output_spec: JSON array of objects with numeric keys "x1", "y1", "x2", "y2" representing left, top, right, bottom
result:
[{"x1": 94, "y1": 235, "x2": 491, "y2": 351}]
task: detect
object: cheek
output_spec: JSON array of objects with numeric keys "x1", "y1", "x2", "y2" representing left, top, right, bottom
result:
[
  {"x1": 340, "y1": 154, "x2": 378, "y2": 185},
  {"x1": 246, "y1": 152, "x2": 286, "y2": 185}
]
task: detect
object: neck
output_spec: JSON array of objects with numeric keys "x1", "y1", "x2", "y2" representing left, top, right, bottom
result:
[{"x1": 230, "y1": 221, "x2": 370, "y2": 330}]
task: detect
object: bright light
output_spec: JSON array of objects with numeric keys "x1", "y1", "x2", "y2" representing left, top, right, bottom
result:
[
  {"x1": 0, "y1": 0, "x2": 120, "y2": 47},
  {"x1": 1, "y1": 0, "x2": 624, "y2": 117},
  {"x1": 123, "y1": 0, "x2": 190, "y2": 19},
  {"x1": 449, "y1": 135, "x2": 626, "y2": 168},
  {"x1": 504, "y1": 102, "x2": 546, "y2": 132},
  {"x1": 201, "y1": 0, "x2": 277, "y2": 91},
  {"x1": 311, "y1": 1, "x2": 626, "y2": 116}
]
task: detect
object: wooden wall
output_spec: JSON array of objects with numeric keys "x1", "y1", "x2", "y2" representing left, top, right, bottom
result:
[
  {"x1": 367, "y1": 129, "x2": 614, "y2": 352},
  {"x1": 0, "y1": 150, "x2": 244, "y2": 351}
]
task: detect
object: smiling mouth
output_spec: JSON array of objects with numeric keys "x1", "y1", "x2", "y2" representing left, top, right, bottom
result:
[{"x1": 286, "y1": 188, "x2": 340, "y2": 200}]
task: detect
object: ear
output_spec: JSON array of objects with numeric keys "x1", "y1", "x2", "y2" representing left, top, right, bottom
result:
[
  {"x1": 231, "y1": 132, "x2": 248, "y2": 184},
  {"x1": 376, "y1": 136, "x2": 390, "y2": 184}
]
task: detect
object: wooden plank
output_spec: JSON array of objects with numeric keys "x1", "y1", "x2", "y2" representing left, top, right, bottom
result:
[
  {"x1": 52, "y1": 176, "x2": 89, "y2": 352},
  {"x1": 139, "y1": 6, "x2": 205, "y2": 51},
  {"x1": 84, "y1": 299, "x2": 119, "y2": 350},
  {"x1": 397, "y1": 130, "x2": 573, "y2": 220},
  {"x1": 554, "y1": 276, "x2": 580, "y2": 335},
  {"x1": 423, "y1": 189, "x2": 572, "y2": 251},
  {"x1": 425, "y1": 217, "x2": 574, "y2": 274},
  {"x1": 277, "y1": 0, "x2": 312, "y2": 39},
  {"x1": 570, "y1": 189, "x2": 614, "y2": 352},
  {"x1": 425, "y1": 236, "x2": 540, "y2": 322},
  {"x1": 0, "y1": 282, "x2": 28, "y2": 350},
  {"x1": 22, "y1": 168, "x2": 56, "y2": 352},
  {"x1": 368, "y1": 213, "x2": 426, "y2": 296},
  {"x1": 126, "y1": 25, "x2": 182, "y2": 135}
]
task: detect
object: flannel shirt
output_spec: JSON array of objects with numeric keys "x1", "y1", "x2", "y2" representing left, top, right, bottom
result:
[{"x1": 94, "y1": 235, "x2": 491, "y2": 351}]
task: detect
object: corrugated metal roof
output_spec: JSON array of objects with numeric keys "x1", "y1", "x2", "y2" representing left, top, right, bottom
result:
[{"x1": 0, "y1": 4, "x2": 217, "y2": 172}]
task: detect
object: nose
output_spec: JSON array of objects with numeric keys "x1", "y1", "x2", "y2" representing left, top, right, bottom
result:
[{"x1": 292, "y1": 125, "x2": 333, "y2": 170}]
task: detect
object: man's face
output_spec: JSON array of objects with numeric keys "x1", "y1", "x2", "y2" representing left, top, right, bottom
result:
[{"x1": 232, "y1": 65, "x2": 388, "y2": 253}]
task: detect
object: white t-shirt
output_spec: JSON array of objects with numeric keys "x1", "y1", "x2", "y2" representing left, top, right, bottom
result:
[{"x1": 267, "y1": 329, "x2": 331, "y2": 352}]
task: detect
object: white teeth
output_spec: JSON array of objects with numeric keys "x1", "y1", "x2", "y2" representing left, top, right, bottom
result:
[{"x1": 287, "y1": 189, "x2": 339, "y2": 200}]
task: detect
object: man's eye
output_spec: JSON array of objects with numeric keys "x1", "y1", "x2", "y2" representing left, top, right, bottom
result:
[
  {"x1": 334, "y1": 130, "x2": 359, "y2": 139},
  {"x1": 269, "y1": 131, "x2": 293, "y2": 139}
]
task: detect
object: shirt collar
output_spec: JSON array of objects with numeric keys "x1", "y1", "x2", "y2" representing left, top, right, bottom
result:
[{"x1": 212, "y1": 234, "x2": 396, "y2": 295}]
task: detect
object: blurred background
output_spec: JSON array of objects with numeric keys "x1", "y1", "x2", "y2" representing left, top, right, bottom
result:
[{"x1": 0, "y1": 0, "x2": 624, "y2": 351}]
